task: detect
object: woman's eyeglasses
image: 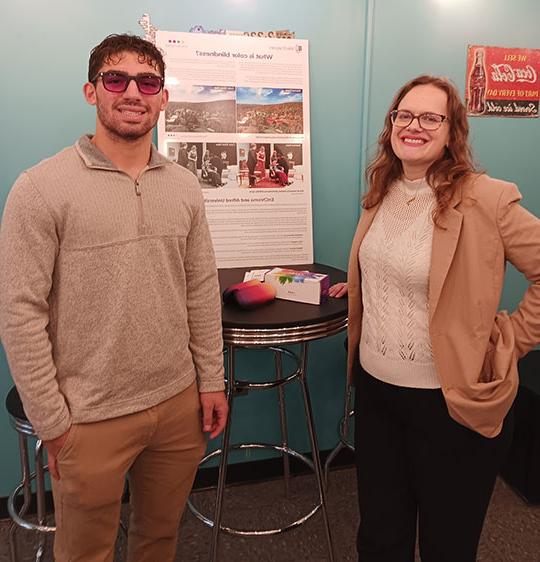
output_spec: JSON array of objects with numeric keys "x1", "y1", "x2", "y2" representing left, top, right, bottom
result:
[
  {"x1": 92, "y1": 71, "x2": 164, "y2": 95},
  {"x1": 390, "y1": 110, "x2": 447, "y2": 131}
]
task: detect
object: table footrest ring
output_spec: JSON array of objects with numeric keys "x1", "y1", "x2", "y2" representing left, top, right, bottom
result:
[{"x1": 187, "y1": 443, "x2": 321, "y2": 536}]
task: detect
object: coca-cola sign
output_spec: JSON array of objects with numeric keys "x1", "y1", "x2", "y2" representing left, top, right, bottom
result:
[{"x1": 465, "y1": 45, "x2": 540, "y2": 118}]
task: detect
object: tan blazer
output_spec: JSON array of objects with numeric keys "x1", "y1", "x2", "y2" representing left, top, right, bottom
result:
[{"x1": 347, "y1": 174, "x2": 540, "y2": 437}]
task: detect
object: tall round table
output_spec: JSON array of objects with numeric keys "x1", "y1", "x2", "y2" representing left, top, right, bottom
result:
[{"x1": 194, "y1": 263, "x2": 347, "y2": 562}]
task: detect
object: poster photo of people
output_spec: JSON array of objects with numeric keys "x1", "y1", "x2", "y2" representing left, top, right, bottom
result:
[
  {"x1": 166, "y1": 141, "x2": 238, "y2": 189},
  {"x1": 201, "y1": 142, "x2": 237, "y2": 188},
  {"x1": 166, "y1": 140, "x2": 203, "y2": 178},
  {"x1": 236, "y1": 142, "x2": 303, "y2": 189},
  {"x1": 165, "y1": 85, "x2": 237, "y2": 133},
  {"x1": 273, "y1": 143, "x2": 304, "y2": 186},
  {"x1": 236, "y1": 87, "x2": 304, "y2": 134}
]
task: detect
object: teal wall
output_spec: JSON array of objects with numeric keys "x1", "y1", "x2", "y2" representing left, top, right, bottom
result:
[{"x1": 0, "y1": 0, "x2": 538, "y2": 497}]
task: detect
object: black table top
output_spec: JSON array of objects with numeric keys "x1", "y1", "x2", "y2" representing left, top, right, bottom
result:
[{"x1": 219, "y1": 263, "x2": 348, "y2": 330}]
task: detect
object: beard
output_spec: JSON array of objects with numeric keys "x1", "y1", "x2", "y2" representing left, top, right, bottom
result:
[{"x1": 96, "y1": 102, "x2": 158, "y2": 142}]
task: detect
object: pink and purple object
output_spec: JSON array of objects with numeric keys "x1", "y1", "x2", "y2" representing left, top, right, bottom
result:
[{"x1": 222, "y1": 279, "x2": 277, "y2": 309}]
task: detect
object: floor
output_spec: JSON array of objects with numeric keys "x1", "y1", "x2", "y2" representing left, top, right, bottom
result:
[{"x1": 1, "y1": 467, "x2": 539, "y2": 561}]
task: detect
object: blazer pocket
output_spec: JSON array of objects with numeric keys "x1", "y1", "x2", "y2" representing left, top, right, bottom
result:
[
  {"x1": 479, "y1": 344, "x2": 496, "y2": 383},
  {"x1": 479, "y1": 311, "x2": 517, "y2": 384}
]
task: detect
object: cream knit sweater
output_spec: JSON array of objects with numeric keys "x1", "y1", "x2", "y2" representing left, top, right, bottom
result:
[
  {"x1": 359, "y1": 178, "x2": 440, "y2": 388},
  {"x1": 0, "y1": 135, "x2": 225, "y2": 440}
]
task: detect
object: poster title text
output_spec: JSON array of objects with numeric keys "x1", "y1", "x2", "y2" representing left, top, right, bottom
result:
[{"x1": 196, "y1": 50, "x2": 273, "y2": 60}]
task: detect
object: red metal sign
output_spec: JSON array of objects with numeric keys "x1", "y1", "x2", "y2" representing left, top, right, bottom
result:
[{"x1": 466, "y1": 45, "x2": 540, "y2": 118}]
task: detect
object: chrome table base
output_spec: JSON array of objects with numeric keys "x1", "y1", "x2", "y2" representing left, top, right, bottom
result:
[{"x1": 188, "y1": 342, "x2": 337, "y2": 562}]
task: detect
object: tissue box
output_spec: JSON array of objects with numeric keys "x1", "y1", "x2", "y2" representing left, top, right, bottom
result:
[{"x1": 264, "y1": 268, "x2": 329, "y2": 305}]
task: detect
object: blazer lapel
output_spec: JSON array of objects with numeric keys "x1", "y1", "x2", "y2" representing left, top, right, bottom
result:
[
  {"x1": 348, "y1": 203, "x2": 381, "y2": 288},
  {"x1": 356, "y1": 204, "x2": 380, "y2": 243},
  {"x1": 429, "y1": 199, "x2": 463, "y2": 321}
]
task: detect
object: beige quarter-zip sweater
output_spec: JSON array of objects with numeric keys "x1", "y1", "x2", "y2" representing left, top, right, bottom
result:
[{"x1": 0, "y1": 135, "x2": 225, "y2": 440}]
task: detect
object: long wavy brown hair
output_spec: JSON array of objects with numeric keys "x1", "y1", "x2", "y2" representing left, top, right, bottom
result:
[{"x1": 363, "y1": 75, "x2": 478, "y2": 226}]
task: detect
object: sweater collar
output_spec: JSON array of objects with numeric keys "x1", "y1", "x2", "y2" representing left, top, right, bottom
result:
[
  {"x1": 399, "y1": 177, "x2": 434, "y2": 198},
  {"x1": 398, "y1": 175, "x2": 466, "y2": 209},
  {"x1": 75, "y1": 134, "x2": 170, "y2": 171}
]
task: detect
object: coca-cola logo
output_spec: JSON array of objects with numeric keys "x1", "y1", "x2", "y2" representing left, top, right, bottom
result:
[{"x1": 490, "y1": 64, "x2": 537, "y2": 83}]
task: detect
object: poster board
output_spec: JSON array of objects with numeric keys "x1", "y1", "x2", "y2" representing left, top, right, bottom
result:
[{"x1": 156, "y1": 31, "x2": 313, "y2": 268}]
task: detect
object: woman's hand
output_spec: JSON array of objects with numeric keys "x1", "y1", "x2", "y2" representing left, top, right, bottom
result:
[{"x1": 329, "y1": 282, "x2": 348, "y2": 298}]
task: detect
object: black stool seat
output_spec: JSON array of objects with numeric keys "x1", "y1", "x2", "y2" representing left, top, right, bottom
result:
[{"x1": 6, "y1": 386, "x2": 28, "y2": 422}]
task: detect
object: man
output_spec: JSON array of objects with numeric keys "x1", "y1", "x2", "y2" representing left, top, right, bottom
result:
[
  {"x1": 247, "y1": 143, "x2": 257, "y2": 187},
  {"x1": 177, "y1": 141, "x2": 188, "y2": 168},
  {"x1": 0, "y1": 34, "x2": 228, "y2": 562},
  {"x1": 210, "y1": 152, "x2": 225, "y2": 186}
]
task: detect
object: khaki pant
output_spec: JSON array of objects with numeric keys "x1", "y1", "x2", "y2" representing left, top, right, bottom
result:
[{"x1": 51, "y1": 382, "x2": 206, "y2": 562}]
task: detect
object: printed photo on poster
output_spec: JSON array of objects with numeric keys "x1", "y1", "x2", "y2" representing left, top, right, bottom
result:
[
  {"x1": 236, "y1": 143, "x2": 303, "y2": 189},
  {"x1": 166, "y1": 141, "x2": 204, "y2": 177},
  {"x1": 202, "y1": 143, "x2": 237, "y2": 188},
  {"x1": 166, "y1": 141, "x2": 236, "y2": 189},
  {"x1": 236, "y1": 88, "x2": 304, "y2": 133},
  {"x1": 165, "y1": 86, "x2": 237, "y2": 132}
]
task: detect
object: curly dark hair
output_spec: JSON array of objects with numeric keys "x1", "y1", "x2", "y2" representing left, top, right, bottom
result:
[
  {"x1": 88, "y1": 34, "x2": 165, "y2": 82},
  {"x1": 363, "y1": 75, "x2": 478, "y2": 227}
]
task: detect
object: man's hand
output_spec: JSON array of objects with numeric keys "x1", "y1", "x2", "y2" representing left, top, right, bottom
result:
[
  {"x1": 44, "y1": 428, "x2": 71, "y2": 480},
  {"x1": 199, "y1": 391, "x2": 228, "y2": 439},
  {"x1": 328, "y1": 282, "x2": 348, "y2": 298}
]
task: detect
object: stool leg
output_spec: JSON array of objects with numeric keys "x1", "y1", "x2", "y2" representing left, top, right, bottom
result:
[
  {"x1": 209, "y1": 344, "x2": 236, "y2": 562},
  {"x1": 340, "y1": 383, "x2": 354, "y2": 445},
  {"x1": 298, "y1": 342, "x2": 335, "y2": 562},
  {"x1": 324, "y1": 383, "x2": 354, "y2": 485},
  {"x1": 274, "y1": 349, "x2": 290, "y2": 498},
  {"x1": 323, "y1": 442, "x2": 344, "y2": 488},
  {"x1": 34, "y1": 440, "x2": 47, "y2": 562},
  {"x1": 8, "y1": 521, "x2": 17, "y2": 562},
  {"x1": 9, "y1": 433, "x2": 32, "y2": 562}
]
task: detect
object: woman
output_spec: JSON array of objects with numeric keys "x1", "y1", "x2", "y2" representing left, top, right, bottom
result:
[
  {"x1": 276, "y1": 149, "x2": 291, "y2": 185},
  {"x1": 336, "y1": 75, "x2": 539, "y2": 561},
  {"x1": 201, "y1": 150, "x2": 221, "y2": 187},
  {"x1": 187, "y1": 145, "x2": 198, "y2": 176},
  {"x1": 270, "y1": 150, "x2": 288, "y2": 186},
  {"x1": 255, "y1": 145, "x2": 267, "y2": 179}
]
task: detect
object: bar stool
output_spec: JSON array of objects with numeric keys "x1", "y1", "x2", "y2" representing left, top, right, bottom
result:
[
  {"x1": 5, "y1": 386, "x2": 55, "y2": 562},
  {"x1": 5, "y1": 387, "x2": 129, "y2": 562}
]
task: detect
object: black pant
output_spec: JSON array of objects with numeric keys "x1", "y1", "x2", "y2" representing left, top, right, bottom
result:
[{"x1": 354, "y1": 365, "x2": 513, "y2": 562}]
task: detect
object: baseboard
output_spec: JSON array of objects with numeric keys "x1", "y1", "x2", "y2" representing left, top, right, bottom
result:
[{"x1": 0, "y1": 446, "x2": 354, "y2": 520}]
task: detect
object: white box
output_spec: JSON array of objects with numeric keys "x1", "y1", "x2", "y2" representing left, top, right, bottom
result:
[{"x1": 264, "y1": 268, "x2": 329, "y2": 305}]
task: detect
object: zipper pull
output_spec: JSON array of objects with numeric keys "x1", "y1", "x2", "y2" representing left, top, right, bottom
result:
[{"x1": 135, "y1": 181, "x2": 141, "y2": 196}]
